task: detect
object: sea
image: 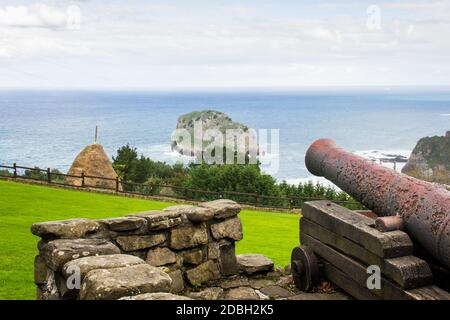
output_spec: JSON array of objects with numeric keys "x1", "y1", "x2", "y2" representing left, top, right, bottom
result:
[{"x1": 0, "y1": 88, "x2": 449, "y2": 186}]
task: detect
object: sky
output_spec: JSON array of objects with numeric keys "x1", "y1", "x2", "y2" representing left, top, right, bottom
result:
[{"x1": 1, "y1": 0, "x2": 450, "y2": 89}]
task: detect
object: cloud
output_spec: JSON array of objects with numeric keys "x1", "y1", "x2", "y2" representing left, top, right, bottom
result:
[
  {"x1": 0, "y1": 1, "x2": 450, "y2": 88},
  {"x1": 0, "y1": 3, "x2": 72, "y2": 29},
  {"x1": 381, "y1": 0, "x2": 450, "y2": 10}
]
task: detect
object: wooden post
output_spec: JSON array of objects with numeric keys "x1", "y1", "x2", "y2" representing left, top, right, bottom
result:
[
  {"x1": 13, "y1": 163, "x2": 17, "y2": 178},
  {"x1": 115, "y1": 177, "x2": 119, "y2": 192},
  {"x1": 81, "y1": 172, "x2": 85, "y2": 187},
  {"x1": 375, "y1": 216, "x2": 404, "y2": 232},
  {"x1": 94, "y1": 125, "x2": 98, "y2": 144},
  {"x1": 47, "y1": 168, "x2": 51, "y2": 183}
]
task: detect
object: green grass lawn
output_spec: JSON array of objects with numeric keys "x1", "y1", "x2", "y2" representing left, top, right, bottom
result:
[{"x1": 0, "y1": 180, "x2": 299, "y2": 300}]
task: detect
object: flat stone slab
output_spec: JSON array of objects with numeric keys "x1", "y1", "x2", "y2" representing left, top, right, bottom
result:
[
  {"x1": 225, "y1": 287, "x2": 260, "y2": 300},
  {"x1": 97, "y1": 217, "x2": 146, "y2": 232},
  {"x1": 170, "y1": 223, "x2": 208, "y2": 249},
  {"x1": 62, "y1": 254, "x2": 145, "y2": 279},
  {"x1": 237, "y1": 254, "x2": 274, "y2": 275},
  {"x1": 182, "y1": 248, "x2": 205, "y2": 265},
  {"x1": 146, "y1": 247, "x2": 177, "y2": 267},
  {"x1": 207, "y1": 242, "x2": 220, "y2": 259},
  {"x1": 249, "y1": 278, "x2": 277, "y2": 289},
  {"x1": 276, "y1": 275, "x2": 294, "y2": 287},
  {"x1": 34, "y1": 255, "x2": 49, "y2": 285},
  {"x1": 287, "y1": 293, "x2": 351, "y2": 300},
  {"x1": 168, "y1": 270, "x2": 185, "y2": 294},
  {"x1": 120, "y1": 293, "x2": 192, "y2": 300},
  {"x1": 80, "y1": 264, "x2": 172, "y2": 300},
  {"x1": 116, "y1": 234, "x2": 166, "y2": 251},
  {"x1": 31, "y1": 219, "x2": 100, "y2": 239},
  {"x1": 130, "y1": 211, "x2": 185, "y2": 230},
  {"x1": 189, "y1": 287, "x2": 224, "y2": 300},
  {"x1": 185, "y1": 260, "x2": 221, "y2": 286},
  {"x1": 41, "y1": 239, "x2": 120, "y2": 271},
  {"x1": 206, "y1": 240, "x2": 233, "y2": 260},
  {"x1": 217, "y1": 242, "x2": 238, "y2": 276},
  {"x1": 199, "y1": 199, "x2": 241, "y2": 219},
  {"x1": 210, "y1": 217, "x2": 243, "y2": 241},
  {"x1": 259, "y1": 285, "x2": 294, "y2": 299},
  {"x1": 164, "y1": 205, "x2": 214, "y2": 222},
  {"x1": 218, "y1": 276, "x2": 250, "y2": 289}
]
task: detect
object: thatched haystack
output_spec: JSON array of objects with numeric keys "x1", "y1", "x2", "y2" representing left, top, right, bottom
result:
[{"x1": 65, "y1": 144, "x2": 122, "y2": 191}]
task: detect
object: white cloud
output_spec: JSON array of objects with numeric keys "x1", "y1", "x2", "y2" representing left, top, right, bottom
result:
[
  {"x1": 0, "y1": 3, "x2": 70, "y2": 28},
  {"x1": 0, "y1": 1, "x2": 450, "y2": 88}
]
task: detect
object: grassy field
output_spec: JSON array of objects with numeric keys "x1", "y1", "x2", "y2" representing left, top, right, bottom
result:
[{"x1": 0, "y1": 180, "x2": 299, "y2": 300}]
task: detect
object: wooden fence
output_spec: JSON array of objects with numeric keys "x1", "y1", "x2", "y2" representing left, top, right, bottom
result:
[{"x1": 0, "y1": 163, "x2": 362, "y2": 210}]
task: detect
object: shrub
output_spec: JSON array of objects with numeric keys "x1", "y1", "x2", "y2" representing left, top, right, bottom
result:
[{"x1": 112, "y1": 145, "x2": 363, "y2": 209}]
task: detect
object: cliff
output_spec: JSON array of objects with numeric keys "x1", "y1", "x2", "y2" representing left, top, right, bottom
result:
[{"x1": 401, "y1": 131, "x2": 450, "y2": 185}]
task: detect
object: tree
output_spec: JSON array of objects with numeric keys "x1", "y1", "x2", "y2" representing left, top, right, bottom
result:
[
  {"x1": 111, "y1": 144, "x2": 363, "y2": 209},
  {"x1": 112, "y1": 145, "x2": 139, "y2": 181}
]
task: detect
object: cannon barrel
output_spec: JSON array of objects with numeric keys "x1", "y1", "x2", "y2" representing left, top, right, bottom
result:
[{"x1": 305, "y1": 138, "x2": 450, "y2": 269}]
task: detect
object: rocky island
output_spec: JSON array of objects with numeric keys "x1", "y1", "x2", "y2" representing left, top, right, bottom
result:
[
  {"x1": 171, "y1": 110, "x2": 257, "y2": 160},
  {"x1": 402, "y1": 131, "x2": 450, "y2": 185}
]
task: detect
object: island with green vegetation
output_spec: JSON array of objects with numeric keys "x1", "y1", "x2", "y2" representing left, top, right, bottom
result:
[{"x1": 171, "y1": 110, "x2": 258, "y2": 158}]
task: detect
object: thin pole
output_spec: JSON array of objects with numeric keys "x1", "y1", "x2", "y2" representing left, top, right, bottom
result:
[{"x1": 94, "y1": 126, "x2": 98, "y2": 144}]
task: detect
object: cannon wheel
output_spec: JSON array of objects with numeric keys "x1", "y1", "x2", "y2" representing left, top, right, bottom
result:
[{"x1": 291, "y1": 245, "x2": 319, "y2": 291}]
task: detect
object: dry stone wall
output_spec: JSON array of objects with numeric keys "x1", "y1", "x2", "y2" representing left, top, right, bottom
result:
[{"x1": 32, "y1": 199, "x2": 244, "y2": 300}]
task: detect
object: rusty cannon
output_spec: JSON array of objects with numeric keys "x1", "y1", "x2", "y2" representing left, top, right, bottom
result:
[
  {"x1": 305, "y1": 138, "x2": 450, "y2": 269},
  {"x1": 291, "y1": 139, "x2": 450, "y2": 300}
]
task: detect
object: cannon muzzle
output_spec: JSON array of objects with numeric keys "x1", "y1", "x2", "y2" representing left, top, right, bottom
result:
[{"x1": 305, "y1": 138, "x2": 450, "y2": 269}]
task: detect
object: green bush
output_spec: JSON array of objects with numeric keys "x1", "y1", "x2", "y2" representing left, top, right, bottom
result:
[
  {"x1": 113, "y1": 145, "x2": 188, "y2": 191},
  {"x1": 112, "y1": 144, "x2": 363, "y2": 209},
  {"x1": 0, "y1": 169, "x2": 12, "y2": 177},
  {"x1": 23, "y1": 167, "x2": 47, "y2": 180},
  {"x1": 22, "y1": 167, "x2": 65, "y2": 183}
]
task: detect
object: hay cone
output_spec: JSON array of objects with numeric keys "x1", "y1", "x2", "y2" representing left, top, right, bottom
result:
[{"x1": 65, "y1": 144, "x2": 122, "y2": 191}]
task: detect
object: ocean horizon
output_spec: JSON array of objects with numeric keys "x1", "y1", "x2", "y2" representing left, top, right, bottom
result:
[{"x1": 0, "y1": 88, "x2": 449, "y2": 185}]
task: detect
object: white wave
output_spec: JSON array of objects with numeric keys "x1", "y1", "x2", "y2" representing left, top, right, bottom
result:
[
  {"x1": 353, "y1": 149, "x2": 411, "y2": 159},
  {"x1": 137, "y1": 144, "x2": 194, "y2": 165},
  {"x1": 353, "y1": 149, "x2": 411, "y2": 173},
  {"x1": 281, "y1": 148, "x2": 412, "y2": 187}
]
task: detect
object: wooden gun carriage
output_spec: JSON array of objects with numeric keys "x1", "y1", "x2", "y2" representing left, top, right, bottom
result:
[{"x1": 291, "y1": 139, "x2": 450, "y2": 300}]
